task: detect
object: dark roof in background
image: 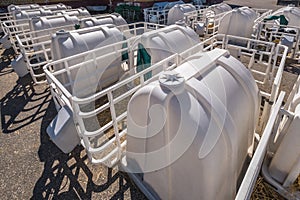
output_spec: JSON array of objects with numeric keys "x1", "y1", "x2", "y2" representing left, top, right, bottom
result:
[{"x1": 224, "y1": 0, "x2": 283, "y2": 10}]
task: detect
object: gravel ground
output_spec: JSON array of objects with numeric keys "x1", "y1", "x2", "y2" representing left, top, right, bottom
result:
[{"x1": 0, "y1": 45, "x2": 147, "y2": 199}]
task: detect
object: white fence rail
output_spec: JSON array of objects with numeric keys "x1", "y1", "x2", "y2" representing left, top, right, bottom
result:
[
  {"x1": 1, "y1": 19, "x2": 31, "y2": 52},
  {"x1": 44, "y1": 34, "x2": 287, "y2": 167},
  {"x1": 16, "y1": 22, "x2": 165, "y2": 84},
  {"x1": 183, "y1": 34, "x2": 287, "y2": 128},
  {"x1": 185, "y1": 8, "x2": 273, "y2": 39},
  {"x1": 236, "y1": 91, "x2": 285, "y2": 200},
  {"x1": 255, "y1": 22, "x2": 300, "y2": 61},
  {"x1": 184, "y1": 8, "x2": 227, "y2": 37},
  {"x1": 144, "y1": 4, "x2": 207, "y2": 25}
]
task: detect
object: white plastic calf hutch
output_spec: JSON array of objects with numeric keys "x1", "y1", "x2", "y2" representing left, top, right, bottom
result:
[
  {"x1": 0, "y1": 3, "x2": 70, "y2": 51},
  {"x1": 132, "y1": 23, "x2": 199, "y2": 65},
  {"x1": 201, "y1": 34, "x2": 287, "y2": 128},
  {"x1": 2, "y1": 7, "x2": 85, "y2": 37},
  {"x1": 43, "y1": 24, "x2": 199, "y2": 162},
  {"x1": 45, "y1": 45, "x2": 280, "y2": 199},
  {"x1": 29, "y1": 15, "x2": 79, "y2": 43},
  {"x1": 124, "y1": 48, "x2": 260, "y2": 200},
  {"x1": 1, "y1": 4, "x2": 38, "y2": 33},
  {"x1": 45, "y1": 25, "x2": 125, "y2": 153},
  {"x1": 2, "y1": 9, "x2": 55, "y2": 52},
  {"x1": 43, "y1": 29, "x2": 291, "y2": 198},
  {"x1": 45, "y1": 32, "x2": 292, "y2": 199},
  {"x1": 218, "y1": 7, "x2": 258, "y2": 41},
  {"x1": 54, "y1": 8, "x2": 90, "y2": 18},
  {"x1": 51, "y1": 25, "x2": 125, "y2": 94},
  {"x1": 167, "y1": 4, "x2": 196, "y2": 25},
  {"x1": 12, "y1": 8, "x2": 53, "y2": 21},
  {"x1": 44, "y1": 24, "x2": 168, "y2": 153},
  {"x1": 50, "y1": 25, "x2": 124, "y2": 62},
  {"x1": 7, "y1": 4, "x2": 40, "y2": 13},
  {"x1": 7, "y1": 3, "x2": 68, "y2": 13},
  {"x1": 143, "y1": 1, "x2": 184, "y2": 24},
  {"x1": 42, "y1": 3, "x2": 69, "y2": 11},
  {"x1": 80, "y1": 13, "x2": 127, "y2": 28},
  {"x1": 209, "y1": 2, "x2": 232, "y2": 15},
  {"x1": 16, "y1": 18, "x2": 160, "y2": 84},
  {"x1": 11, "y1": 15, "x2": 80, "y2": 79},
  {"x1": 0, "y1": 3, "x2": 68, "y2": 26},
  {"x1": 27, "y1": 24, "x2": 123, "y2": 84}
]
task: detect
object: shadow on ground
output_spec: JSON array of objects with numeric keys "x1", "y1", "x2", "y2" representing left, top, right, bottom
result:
[
  {"x1": 0, "y1": 74, "x2": 51, "y2": 134},
  {"x1": 0, "y1": 47, "x2": 14, "y2": 76},
  {"x1": 32, "y1": 100, "x2": 146, "y2": 200},
  {"x1": 0, "y1": 59, "x2": 13, "y2": 76},
  {"x1": 0, "y1": 45, "x2": 146, "y2": 199},
  {"x1": 284, "y1": 58, "x2": 300, "y2": 75}
]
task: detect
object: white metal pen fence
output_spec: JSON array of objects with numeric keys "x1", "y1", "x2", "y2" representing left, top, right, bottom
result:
[
  {"x1": 16, "y1": 23, "x2": 79, "y2": 83},
  {"x1": 182, "y1": 34, "x2": 287, "y2": 131},
  {"x1": 1, "y1": 18, "x2": 31, "y2": 53},
  {"x1": 144, "y1": 3, "x2": 207, "y2": 25},
  {"x1": 239, "y1": 76, "x2": 300, "y2": 200},
  {"x1": 184, "y1": 9, "x2": 227, "y2": 37},
  {"x1": 0, "y1": 3, "x2": 70, "y2": 32},
  {"x1": 44, "y1": 34, "x2": 287, "y2": 169},
  {"x1": 236, "y1": 90, "x2": 286, "y2": 200},
  {"x1": 255, "y1": 22, "x2": 300, "y2": 61},
  {"x1": 0, "y1": 8, "x2": 94, "y2": 53},
  {"x1": 16, "y1": 22, "x2": 165, "y2": 84},
  {"x1": 184, "y1": 8, "x2": 273, "y2": 39},
  {"x1": 0, "y1": 12, "x2": 12, "y2": 32}
]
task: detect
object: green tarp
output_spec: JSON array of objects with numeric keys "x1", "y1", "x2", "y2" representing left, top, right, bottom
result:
[
  {"x1": 136, "y1": 43, "x2": 152, "y2": 81},
  {"x1": 121, "y1": 42, "x2": 152, "y2": 81},
  {"x1": 122, "y1": 37, "x2": 129, "y2": 61},
  {"x1": 264, "y1": 15, "x2": 289, "y2": 26}
]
